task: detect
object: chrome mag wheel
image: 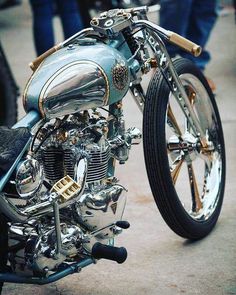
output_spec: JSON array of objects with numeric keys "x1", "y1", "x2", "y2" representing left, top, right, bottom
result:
[
  {"x1": 167, "y1": 73, "x2": 223, "y2": 221},
  {"x1": 143, "y1": 58, "x2": 225, "y2": 240}
]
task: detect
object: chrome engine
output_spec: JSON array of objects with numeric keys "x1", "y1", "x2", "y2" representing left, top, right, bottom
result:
[{"x1": 9, "y1": 110, "x2": 141, "y2": 276}]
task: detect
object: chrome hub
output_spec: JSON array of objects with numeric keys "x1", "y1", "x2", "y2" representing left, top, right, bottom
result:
[{"x1": 168, "y1": 132, "x2": 200, "y2": 162}]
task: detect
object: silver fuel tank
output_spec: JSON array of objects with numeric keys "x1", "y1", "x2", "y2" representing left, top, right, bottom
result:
[{"x1": 23, "y1": 41, "x2": 131, "y2": 119}]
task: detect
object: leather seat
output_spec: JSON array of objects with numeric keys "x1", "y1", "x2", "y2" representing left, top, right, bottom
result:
[{"x1": 0, "y1": 127, "x2": 31, "y2": 174}]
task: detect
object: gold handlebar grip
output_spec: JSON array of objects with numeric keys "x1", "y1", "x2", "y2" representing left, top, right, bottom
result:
[
  {"x1": 29, "y1": 44, "x2": 62, "y2": 71},
  {"x1": 168, "y1": 32, "x2": 202, "y2": 57}
]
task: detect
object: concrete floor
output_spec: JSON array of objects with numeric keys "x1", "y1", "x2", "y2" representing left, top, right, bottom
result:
[{"x1": 0, "y1": 1, "x2": 236, "y2": 294}]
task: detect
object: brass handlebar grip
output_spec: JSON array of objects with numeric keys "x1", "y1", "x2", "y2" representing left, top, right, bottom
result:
[
  {"x1": 168, "y1": 32, "x2": 202, "y2": 57},
  {"x1": 29, "y1": 44, "x2": 62, "y2": 71}
]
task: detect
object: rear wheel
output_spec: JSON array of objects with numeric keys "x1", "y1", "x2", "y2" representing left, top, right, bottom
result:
[{"x1": 143, "y1": 58, "x2": 226, "y2": 240}]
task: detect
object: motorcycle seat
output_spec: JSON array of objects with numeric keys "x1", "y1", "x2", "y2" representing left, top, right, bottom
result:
[{"x1": 0, "y1": 126, "x2": 31, "y2": 174}]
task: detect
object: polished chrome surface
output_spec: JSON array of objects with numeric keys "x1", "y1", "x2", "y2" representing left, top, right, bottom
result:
[
  {"x1": 85, "y1": 141, "x2": 110, "y2": 183},
  {"x1": 16, "y1": 157, "x2": 43, "y2": 199},
  {"x1": 8, "y1": 222, "x2": 83, "y2": 275},
  {"x1": 137, "y1": 21, "x2": 207, "y2": 144},
  {"x1": 126, "y1": 127, "x2": 142, "y2": 145},
  {"x1": 40, "y1": 61, "x2": 109, "y2": 119},
  {"x1": 77, "y1": 184, "x2": 127, "y2": 239},
  {"x1": 61, "y1": 28, "x2": 94, "y2": 47},
  {"x1": 129, "y1": 84, "x2": 145, "y2": 112},
  {"x1": 75, "y1": 157, "x2": 88, "y2": 187},
  {"x1": 166, "y1": 73, "x2": 223, "y2": 221},
  {"x1": 109, "y1": 124, "x2": 142, "y2": 163},
  {"x1": 6, "y1": 107, "x2": 138, "y2": 225},
  {"x1": 90, "y1": 8, "x2": 132, "y2": 36}
]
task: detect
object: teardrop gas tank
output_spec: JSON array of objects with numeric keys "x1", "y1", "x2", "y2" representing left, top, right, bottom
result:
[{"x1": 23, "y1": 42, "x2": 131, "y2": 119}]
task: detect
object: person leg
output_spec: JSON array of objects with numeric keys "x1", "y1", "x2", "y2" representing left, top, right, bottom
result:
[
  {"x1": 159, "y1": 0, "x2": 193, "y2": 57},
  {"x1": 56, "y1": 0, "x2": 83, "y2": 40},
  {"x1": 77, "y1": 1, "x2": 91, "y2": 28},
  {"x1": 29, "y1": 0, "x2": 55, "y2": 56},
  {"x1": 182, "y1": 0, "x2": 218, "y2": 70}
]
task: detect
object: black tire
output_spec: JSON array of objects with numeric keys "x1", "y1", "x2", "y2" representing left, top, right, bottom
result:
[
  {"x1": 0, "y1": 44, "x2": 18, "y2": 127},
  {"x1": 143, "y1": 58, "x2": 226, "y2": 240}
]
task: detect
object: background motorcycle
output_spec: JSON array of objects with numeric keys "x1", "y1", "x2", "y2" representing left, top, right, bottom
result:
[{"x1": 0, "y1": 5, "x2": 225, "y2": 293}]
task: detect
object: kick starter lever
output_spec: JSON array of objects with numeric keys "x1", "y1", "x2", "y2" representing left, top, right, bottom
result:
[{"x1": 92, "y1": 243, "x2": 127, "y2": 264}]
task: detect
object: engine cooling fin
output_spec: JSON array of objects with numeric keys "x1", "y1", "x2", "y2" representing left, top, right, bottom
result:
[{"x1": 86, "y1": 146, "x2": 110, "y2": 183}]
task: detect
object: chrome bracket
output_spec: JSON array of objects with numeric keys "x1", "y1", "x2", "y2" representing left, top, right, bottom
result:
[{"x1": 129, "y1": 83, "x2": 145, "y2": 113}]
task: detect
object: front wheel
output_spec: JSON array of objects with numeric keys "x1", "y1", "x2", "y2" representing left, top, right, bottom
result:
[{"x1": 143, "y1": 58, "x2": 226, "y2": 240}]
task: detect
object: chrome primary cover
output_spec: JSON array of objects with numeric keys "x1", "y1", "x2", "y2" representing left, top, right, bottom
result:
[{"x1": 77, "y1": 184, "x2": 127, "y2": 238}]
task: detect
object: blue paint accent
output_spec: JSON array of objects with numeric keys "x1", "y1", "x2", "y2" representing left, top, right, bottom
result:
[
  {"x1": 108, "y1": 33, "x2": 133, "y2": 60},
  {"x1": 129, "y1": 59, "x2": 141, "y2": 80},
  {"x1": 12, "y1": 110, "x2": 41, "y2": 129},
  {"x1": 24, "y1": 43, "x2": 131, "y2": 115},
  {"x1": 108, "y1": 33, "x2": 141, "y2": 83},
  {"x1": 0, "y1": 258, "x2": 94, "y2": 285}
]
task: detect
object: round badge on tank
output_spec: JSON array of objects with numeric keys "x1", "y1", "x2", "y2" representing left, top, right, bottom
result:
[{"x1": 112, "y1": 63, "x2": 129, "y2": 90}]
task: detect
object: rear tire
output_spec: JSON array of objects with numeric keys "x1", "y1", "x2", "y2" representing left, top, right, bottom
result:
[{"x1": 143, "y1": 58, "x2": 226, "y2": 240}]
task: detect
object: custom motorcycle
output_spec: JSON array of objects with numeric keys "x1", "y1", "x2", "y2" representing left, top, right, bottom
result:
[{"x1": 0, "y1": 6, "x2": 225, "y2": 291}]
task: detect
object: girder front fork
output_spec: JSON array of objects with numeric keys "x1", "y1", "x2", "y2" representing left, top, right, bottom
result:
[{"x1": 129, "y1": 29, "x2": 208, "y2": 149}]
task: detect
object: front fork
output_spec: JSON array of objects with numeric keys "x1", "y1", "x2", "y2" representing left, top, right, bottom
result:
[{"x1": 129, "y1": 29, "x2": 208, "y2": 149}]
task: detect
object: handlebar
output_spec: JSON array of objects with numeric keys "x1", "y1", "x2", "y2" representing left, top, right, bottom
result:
[
  {"x1": 134, "y1": 20, "x2": 201, "y2": 57},
  {"x1": 29, "y1": 28, "x2": 94, "y2": 71},
  {"x1": 29, "y1": 11, "x2": 201, "y2": 72},
  {"x1": 168, "y1": 32, "x2": 202, "y2": 57},
  {"x1": 29, "y1": 44, "x2": 61, "y2": 71}
]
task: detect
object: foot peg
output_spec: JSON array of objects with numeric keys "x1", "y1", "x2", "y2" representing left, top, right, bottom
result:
[
  {"x1": 92, "y1": 242, "x2": 127, "y2": 264},
  {"x1": 116, "y1": 221, "x2": 130, "y2": 229}
]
